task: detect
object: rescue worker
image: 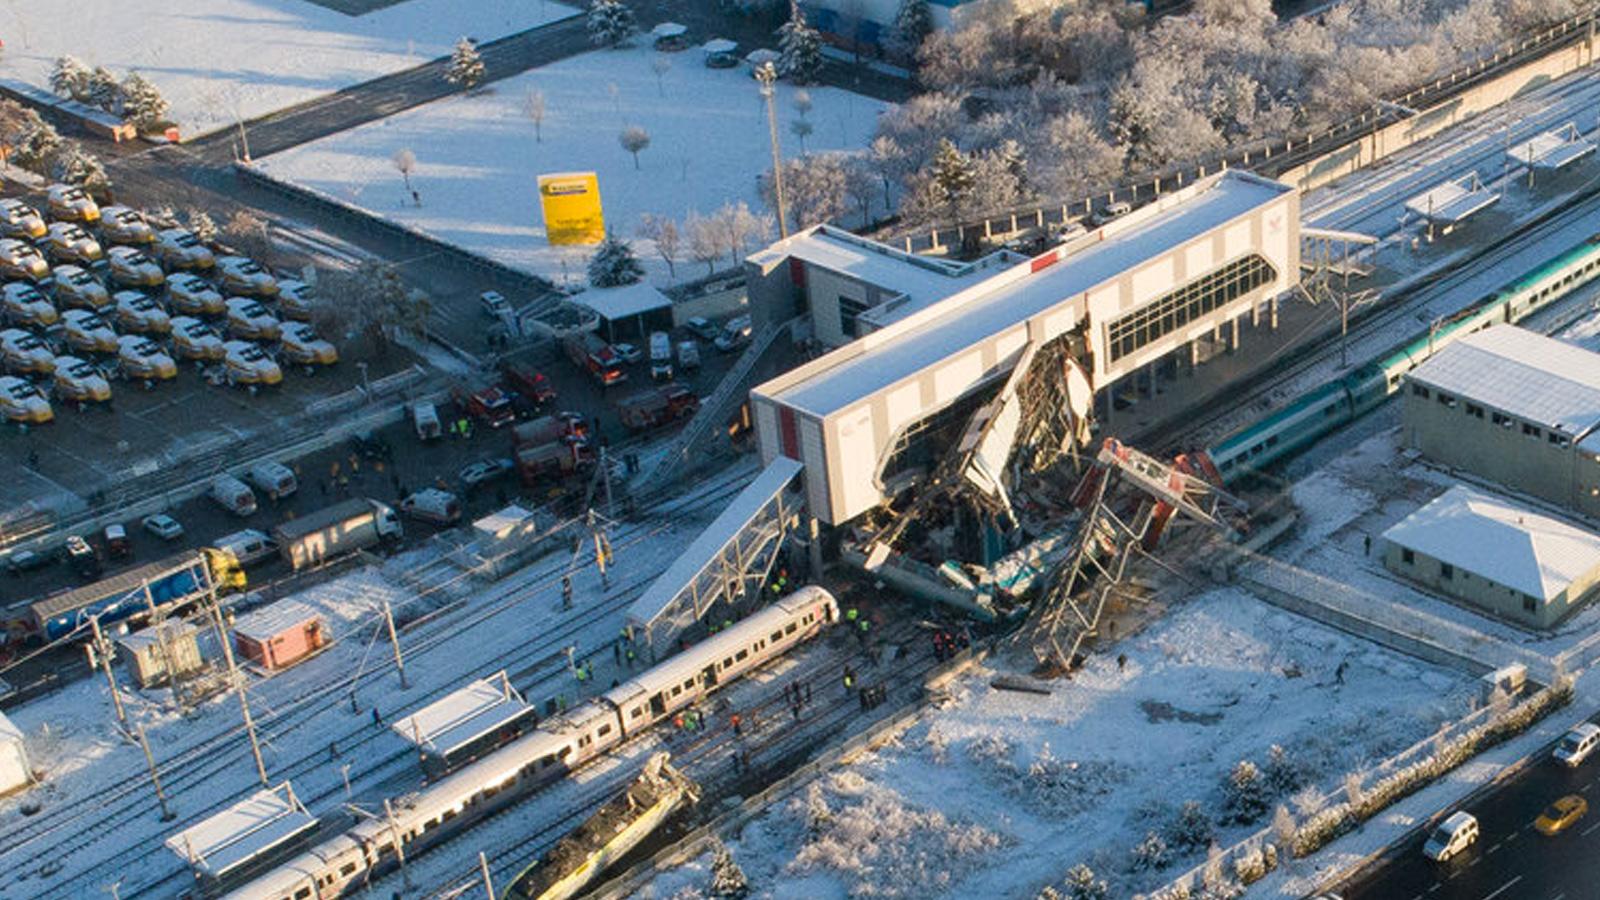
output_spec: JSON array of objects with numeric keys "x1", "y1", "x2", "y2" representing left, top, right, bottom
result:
[
  {"x1": 845, "y1": 607, "x2": 859, "y2": 625},
  {"x1": 562, "y1": 575, "x2": 573, "y2": 610},
  {"x1": 731, "y1": 712, "x2": 742, "y2": 736}
]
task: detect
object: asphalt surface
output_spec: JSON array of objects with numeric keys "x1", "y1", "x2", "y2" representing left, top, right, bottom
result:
[{"x1": 1339, "y1": 716, "x2": 1600, "y2": 900}]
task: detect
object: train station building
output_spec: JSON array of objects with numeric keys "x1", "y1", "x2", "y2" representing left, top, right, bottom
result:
[{"x1": 747, "y1": 170, "x2": 1300, "y2": 526}]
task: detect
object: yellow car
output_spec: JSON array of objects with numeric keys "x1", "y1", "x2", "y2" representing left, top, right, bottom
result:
[
  {"x1": 279, "y1": 321, "x2": 338, "y2": 368},
  {"x1": 223, "y1": 339, "x2": 282, "y2": 387},
  {"x1": 0, "y1": 375, "x2": 51, "y2": 423},
  {"x1": 1535, "y1": 795, "x2": 1587, "y2": 835},
  {"x1": 106, "y1": 246, "x2": 164, "y2": 288},
  {"x1": 53, "y1": 265, "x2": 111, "y2": 311},
  {"x1": 0, "y1": 328, "x2": 55, "y2": 375},
  {"x1": 112, "y1": 291, "x2": 171, "y2": 335},
  {"x1": 52, "y1": 355, "x2": 111, "y2": 404},
  {"x1": 2, "y1": 282, "x2": 58, "y2": 328},
  {"x1": 153, "y1": 227, "x2": 214, "y2": 271},
  {"x1": 116, "y1": 334, "x2": 177, "y2": 382},
  {"x1": 166, "y1": 272, "x2": 224, "y2": 316},
  {"x1": 46, "y1": 183, "x2": 100, "y2": 223},
  {"x1": 169, "y1": 316, "x2": 225, "y2": 362},
  {"x1": 43, "y1": 222, "x2": 103, "y2": 265},
  {"x1": 216, "y1": 256, "x2": 278, "y2": 298},
  {"x1": 60, "y1": 309, "x2": 118, "y2": 354},
  {"x1": 0, "y1": 198, "x2": 46, "y2": 240},
  {"x1": 277, "y1": 278, "x2": 316, "y2": 321},
  {"x1": 99, "y1": 205, "x2": 155, "y2": 245},
  {"x1": 225, "y1": 296, "x2": 281, "y2": 341},
  {"x1": 0, "y1": 238, "x2": 49, "y2": 282}
]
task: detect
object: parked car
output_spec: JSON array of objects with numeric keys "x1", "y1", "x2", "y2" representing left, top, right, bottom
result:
[
  {"x1": 613, "y1": 341, "x2": 643, "y2": 364},
  {"x1": 0, "y1": 198, "x2": 46, "y2": 240},
  {"x1": 649, "y1": 331, "x2": 673, "y2": 380},
  {"x1": 223, "y1": 340, "x2": 283, "y2": 387},
  {"x1": 166, "y1": 272, "x2": 225, "y2": 316},
  {"x1": 43, "y1": 222, "x2": 103, "y2": 265},
  {"x1": 153, "y1": 227, "x2": 215, "y2": 270},
  {"x1": 458, "y1": 457, "x2": 515, "y2": 489},
  {"x1": 1535, "y1": 795, "x2": 1587, "y2": 835},
  {"x1": 216, "y1": 256, "x2": 278, "y2": 297},
  {"x1": 0, "y1": 375, "x2": 51, "y2": 424},
  {"x1": 246, "y1": 461, "x2": 298, "y2": 501},
  {"x1": 112, "y1": 291, "x2": 172, "y2": 335},
  {"x1": 347, "y1": 431, "x2": 393, "y2": 464},
  {"x1": 62, "y1": 533, "x2": 100, "y2": 578},
  {"x1": 224, "y1": 297, "x2": 281, "y2": 341},
  {"x1": 0, "y1": 238, "x2": 49, "y2": 281},
  {"x1": 1555, "y1": 723, "x2": 1600, "y2": 767},
  {"x1": 276, "y1": 278, "x2": 316, "y2": 321},
  {"x1": 142, "y1": 513, "x2": 185, "y2": 541},
  {"x1": 0, "y1": 328, "x2": 56, "y2": 375},
  {"x1": 60, "y1": 309, "x2": 118, "y2": 354},
  {"x1": 209, "y1": 474, "x2": 258, "y2": 517},
  {"x1": 2, "y1": 282, "x2": 58, "y2": 328},
  {"x1": 400, "y1": 488, "x2": 462, "y2": 525},
  {"x1": 4, "y1": 548, "x2": 49, "y2": 574},
  {"x1": 705, "y1": 50, "x2": 739, "y2": 69},
  {"x1": 170, "y1": 316, "x2": 225, "y2": 362},
  {"x1": 1089, "y1": 200, "x2": 1132, "y2": 227},
  {"x1": 684, "y1": 316, "x2": 719, "y2": 340},
  {"x1": 99, "y1": 205, "x2": 156, "y2": 245},
  {"x1": 713, "y1": 314, "x2": 752, "y2": 352},
  {"x1": 106, "y1": 246, "x2": 164, "y2": 288},
  {"x1": 279, "y1": 321, "x2": 338, "y2": 369},
  {"x1": 676, "y1": 340, "x2": 701, "y2": 371},
  {"x1": 46, "y1": 183, "x2": 100, "y2": 224},
  {"x1": 53, "y1": 265, "x2": 111, "y2": 311},
  {"x1": 52, "y1": 355, "x2": 112, "y2": 405},
  {"x1": 116, "y1": 334, "x2": 178, "y2": 382},
  {"x1": 103, "y1": 523, "x2": 131, "y2": 559}
]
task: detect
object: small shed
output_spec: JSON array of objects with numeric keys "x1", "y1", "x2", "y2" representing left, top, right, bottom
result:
[
  {"x1": 577, "y1": 282, "x2": 674, "y2": 343},
  {"x1": 164, "y1": 782, "x2": 316, "y2": 887},
  {"x1": 0, "y1": 710, "x2": 32, "y2": 797},
  {"x1": 1382, "y1": 485, "x2": 1600, "y2": 628},
  {"x1": 391, "y1": 672, "x2": 537, "y2": 777},
  {"x1": 233, "y1": 601, "x2": 326, "y2": 671},
  {"x1": 118, "y1": 621, "x2": 205, "y2": 688}
]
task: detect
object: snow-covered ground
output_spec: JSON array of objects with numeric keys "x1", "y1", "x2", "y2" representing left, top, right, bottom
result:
[
  {"x1": 637, "y1": 589, "x2": 1475, "y2": 900},
  {"x1": 0, "y1": 0, "x2": 576, "y2": 136},
  {"x1": 253, "y1": 42, "x2": 887, "y2": 287}
]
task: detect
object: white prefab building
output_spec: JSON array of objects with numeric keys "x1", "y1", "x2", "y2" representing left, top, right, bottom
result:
[
  {"x1": 0, "y1": 710, "x2": 31, "y2": 797},
  {"x1": 1382, "y1": 485, "x2": 1600, "y2": 628},
  {"x1": 749, "y1": 170, "x2": 1299, "y2": 526}
]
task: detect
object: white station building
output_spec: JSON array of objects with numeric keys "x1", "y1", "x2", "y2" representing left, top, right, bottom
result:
[{"x1": 748, "y1": 170, "x2": 1300, "y2": 526}]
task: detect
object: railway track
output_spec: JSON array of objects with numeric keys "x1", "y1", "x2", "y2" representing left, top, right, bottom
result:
[{"x1": 7, "y1": 465, "x2": 759, "y2": 898}]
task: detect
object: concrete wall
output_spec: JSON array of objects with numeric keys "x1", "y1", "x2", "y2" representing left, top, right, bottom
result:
[{"x1": 1279, "y1": 35, "x2": 1596, "y2": 194}]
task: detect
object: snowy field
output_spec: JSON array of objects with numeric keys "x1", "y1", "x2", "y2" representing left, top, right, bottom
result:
[
  {"x1": 253, "y1": 42, "x2": 888, "y2": 286},
  {"x1": 0, "y1": 0, "x2": 576, "y2": 136},
  {"x1": 638, "y1": 590, "x2": 1474, "y2": 900}
]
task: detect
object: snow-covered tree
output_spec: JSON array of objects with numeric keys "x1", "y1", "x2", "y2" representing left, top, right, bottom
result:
[
  {"x1": 686, "y1": 212, "x2": 724, "y2": 275},
  {"x1": 1224, "y1": 760, "x2": 1268, "y2": 824},
  {"x1": 186, "y1": 209, "x2": 218, "y2": 244},
  {"x1": 1271, "y1": 805, "x2": 1297, "y2": 845},
  {"x1": 928, "y1": 137, "x2": 974, "y2": 215},
  {"x1": 1131, "y1": 830, "x2": 1169, "y2": 870},
  {"x1": 321, "y1": 260, "x2": 430, "y2": 353},
  {"x1": 708, "y1": 838, "x2": 748, "y2": 899},
  {"x1": 11, "y1": 115, "x2": 62, "y2": 171},
  {"x1": 86, "y1": 66, "x2": 123, "y2": 114},
  {"x1": 1169, "y1": 800, "x2": 1213, "y2": 850},
  {"x1": 635, "y1": 214, "x2": 681, "y2": 279},
  {"x1": 51, "y1": 141, "x2": 110, "y2": 195},
  {"x1": 222, "y1": 210, "x2": 274, "y2": 263},
  {"x1": 444, "y1": 38, "x2": 485, "y2": 89},
  {"x1": 1062, "y1": 863, "x2": 1107, "y2": 900},
  {"x1": 121, "y1": 72, "x2": 170, "y2": 131},
  {"x1": 967, "y1": 146, "x2": 1024, "y2": 216},
  {"x1": 1035, "y1": 887, "x2": 1063, "y2": 900},
  {"x1": 49, "y1": 57, "x2": 91, "y2": 102},
  {"x1": 651, "y1": 56, "x2": 672, "y2": 96},
  {"x1": 711, "y1": 201, "x2": 772, "y2": 266},
  {"x1": 392, "y1": 148, "x2": 418, "y2": 203},
  {"x1": 789, "y1": 118, "x2": 813, "y2": 153},
  {"x1": 843, "y1": 157, "x2": 878, "y2": 224},
  {"x1": 587, "y1": 0, "x2": 636, "y2": 48},
  {"x1": 888, "y1": 0, "x2": 934, "y2": 62},
  {"x1": 803, "y1": 782, "x2": 832, "y2": 836},
  {"x1": 525, "y1": 89, "x2": 547, "y2": 143},
  {"x1": 777, "y1": 5, "x2": 824, "y2": 84},
  {"x1": 792, "y1": 89, "x2": 813, "y2": 118},
  {"x1": 619, "y1": 125, "x2": 651, "y2": 169},
  {"x1": 1034, "y1": 112, "x2": 1123, "y2": 201},
  {"x1": 763, "y1": 153, "x2": 847, "y2": 231},
  {"x1": 588, "y1": 231, "x2": 644, "y2": 287}
]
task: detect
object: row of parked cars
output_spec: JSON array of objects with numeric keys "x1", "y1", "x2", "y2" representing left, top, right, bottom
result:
[{"x1": 0, "y1": 187, "x2": 339, "y2": 420}]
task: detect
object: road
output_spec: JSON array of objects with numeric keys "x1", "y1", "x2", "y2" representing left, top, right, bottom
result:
[{"x1": 1338, "y1": 717, "x2": 1600, "y2": 900}]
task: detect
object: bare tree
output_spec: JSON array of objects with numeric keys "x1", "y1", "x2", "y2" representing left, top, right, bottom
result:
[
  {"x1": 713, "y1": 201, "x2": 772, "y2": 267},
  {"x1": 843, "y1": 156, "x2": 878, "y2": 226},
  {"x1": 525, "y1": 90, "x2": 547, "y2": 143},
  {"x1": 221, "y1": 210, "x2": 274, "y2": 264},
  {"x1": 763, "y1": 154, "x2": 847, "y2": 232},
  {"x1": 619, "y1": 125, "x2": 651, "y2": 169},
  {"x1": 392, "y1": 148, "x2": 418, "y2": 205},
  {"x1": 793, "y1": 89, "x2": 813, "y2": 118},
  {"x1": 685, "y1": 212, "x2": 723, "y2": 275},
  {"x1": 789, "y1": 118, "x2": 813, "y2": 154},
  {"x1": 636, "y1": 213, "x2": 682, "y2": 280},
  {"x1": 651, "y1": 56, "x2": 672, "y2": 97}
]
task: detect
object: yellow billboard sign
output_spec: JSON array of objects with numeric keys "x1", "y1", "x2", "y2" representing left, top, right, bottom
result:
[{"x1": 538, "y1": 172, "x2": 605, "y2": 245}]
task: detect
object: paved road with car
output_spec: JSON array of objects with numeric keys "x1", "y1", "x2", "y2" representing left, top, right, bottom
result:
[{"x1": 1338, "y1": 716, "x2": 1600, "y2": 900}]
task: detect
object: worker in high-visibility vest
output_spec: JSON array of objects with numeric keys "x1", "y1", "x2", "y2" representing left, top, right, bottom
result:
[{"x1": 845, "y1": 607, "x2": 859, "y2": 623}]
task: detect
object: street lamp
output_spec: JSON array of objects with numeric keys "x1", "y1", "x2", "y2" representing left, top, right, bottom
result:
[{"x1": 755, "y1": 61, "x2": 789, "y2": 239}]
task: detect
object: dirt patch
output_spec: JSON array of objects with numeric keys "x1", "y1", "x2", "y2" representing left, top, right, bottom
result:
[{"x1": 1139, "y1": 699, "x2": 1224, "y2": 725}]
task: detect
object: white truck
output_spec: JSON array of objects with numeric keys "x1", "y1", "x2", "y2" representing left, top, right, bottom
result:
[
  {"x1": 211, "y1": 529, "x2": 277, "y2": 568},
  {"x1": 273, "y1": 498, "x2": 402, "y2": 572}
]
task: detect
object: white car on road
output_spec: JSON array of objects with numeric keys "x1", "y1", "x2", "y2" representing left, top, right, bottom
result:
[{"x1": 142, "y1": 513, "x2": 185, "y2": 541}]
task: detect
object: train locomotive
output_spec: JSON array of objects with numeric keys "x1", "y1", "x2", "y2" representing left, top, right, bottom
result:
[
  {"x1": 221, "y1": 586, "x2": 838, "y2": 900},
  {"x1": 1204, "y1": 234, "x2": 1600, "y2": 481}
]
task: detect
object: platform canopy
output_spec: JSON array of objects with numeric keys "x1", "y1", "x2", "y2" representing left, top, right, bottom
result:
[
  {"x1": 164, "y1": 782, "x2": 315, "y2": 880},
  {"x1": 391, "y1": 672, "x2": 531, "y2": 758},
  {"x1": 1405, "y1": 172, "x2": 1500, "y2": 224},
  {"x1": 1507, "y1": 124, "x2": 1596, "y2": 171}
]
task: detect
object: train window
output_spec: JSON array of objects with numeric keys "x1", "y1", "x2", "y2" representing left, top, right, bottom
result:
[
  {"x1": 772, "y1": 630, "x2": 783, "y2": 642},
  {"x1": 1465, "y1": 404, "x2": 1483, "y2": 419},
  {"x1": 1265, "y1": 436, "x2": 1279, "y2": 448},
  {"x1": 736, "y1": 649, "x2": 749, "y2": 662},
  {"x1": 1441, "y1": 563, "x2": 1454, "y2": 580},
  {"x1": 786, "y1": 623, "x2": 797, "y2": 635},
  {"x1": 579, "y1": 735, "x2": 591, "y2": 748},
  {"x1": 341, "y1": 862, "x2": 358, "y2": 876},
  {"x1": 599, "y1": 723, "x2": 613, "y2": 736},
  {"x1": 296, "y1": 890, "x2": 312, "y2": 900},
  {"x1": 672, "y1": 685, "x2": 682, "y2": 697},
  {"x1": 378, "y1": 842, "x2": 395, "y2": 857},
  {"x1": 684, "y1": 679, "x2": 695, "y2": 692},
  {"x1": 1549, "y1": 431, "x2": 1563, "y2": 445},
  {"x1": 1493, "y1": 412, "x2": 1511, "y2": 429},
  {"x1": 724, "y1": 657, "x2": 734, "y2": 668},
  {"x1": 442, "y1": 808, "x2": 457, "y2": 823},
  {"x1": 1411, "y1": 384, "x2": 1429, "y2": 398},
  {"x1": 485, "y1": 782, "x2": 501, "y2": 798},
  {"x1": 425, "y1": 817, "x2": 439, "y2": 831},
  {"x1": 1523, "y1": 423, "x2": 1542, "y2": 439},
  {"x1": 560, "y1": 745, "x2": 572, "y2": 759},
  {"x1": 1437, "y1": 393, "x2": 1455, "y2": 408},
  {"x1": 1323, "y1": 403, "x2": 1337, "y2": 417},
  {"x1": 633, "y1": 706, "x2": 644, "y2": 719}
]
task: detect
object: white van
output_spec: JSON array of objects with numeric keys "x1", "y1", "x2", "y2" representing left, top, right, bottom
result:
[
  {"x1": 649, "y1": 331, "x2": 673, "y2": 381},
  {"x1": 210, "y1": 475, "x2": 258, "y2": 517},
  {"x1": 247, "y1": 461, "x2": 298, "y2": 501},
  {"x1": 1555, "y1": 722, "x2": 1600, "y2": 767},
  {"x1": 400, "y1": 488, "x2": 461, "y2": 525},
  {"x1": 212, "y1": 529, "x2": 276, "y2": 567},
  {"x1": 1422, "y1": 811, "x2": 1478, "y2": 862},
  {"x1": 413, "y1": 401, "x2": 442, "y2": 441},
  {"x1": 677, "y1": 340, "x2": 701, "y2": 371}
]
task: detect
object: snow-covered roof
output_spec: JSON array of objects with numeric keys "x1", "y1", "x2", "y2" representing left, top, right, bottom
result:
[
  {"x1": 627, "y1": 456, "x2": 802, "y2": 630},
  {"x1": 575, "y1": 282, "x2": 671, "y2": 323},
  {"x1": 117, "y1": 620, "x2": 198, "y2": 653},
  {"x1": 1404, "y1": 173, "x2": 1500, "y2": 223},
  {"x1": 1507, "y1": 128, "x2": 1595, "y2": 170},
  {"x1": 1383, "y1": 485, "x2": 1600, "y2": 600},
  {"x1": 391, "y1": 674, "x2": 531, "y2": 757},
  {"x1": 474, "y1": 504, "x2": 535, "y2": 540},
  {"x1": 771, "y1": 170, "x2": 1291, "y2": 418},
  {"x1": 164, "y1": 783, "x2": 316, "y2": 879},
  {"x1": 747, "y1": 224, "x2": 1014, "y2": 328},
  {"x1": 1407, "y1": 325, "x2": 1600, "y2": 437},
  {"x1": 233, "y1": 600, "x2": 321, "y2": 643},
  {"x1": 0, "y1": 709, "x2": 20, "y2": 745}
]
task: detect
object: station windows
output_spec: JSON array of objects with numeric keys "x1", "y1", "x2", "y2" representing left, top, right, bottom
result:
[
  {"x1": 1523, "y1": 422, "x2": 1542, "y2": 440},
  {"x1": 1524, "y1": 596, "x2": 1538, "y2": 613},
  {"x1": 1105, "y1": 254, "x2": 1277, "y2": 362},
  {"x1": 1441, "y1": 562, "x2": 1454, "y2": 580},
  {"x1": 838, "y1": 296, "x2": 872, "y2": 338},
  {"x1": 1492, "y1": 412, "x2": 1512, "y2": 429},
  {"x1": 1465, "y1": 403, "x2": 1484, "y2": 419},
  {"x1": 1411, "y1": 384, "x2": 1430, "y2": 399},
  {"x1": 1402, "y1": 548, "x2": 1415, "y2": 565},
  {"x1": 1436, "y1": 392, "x2": 1456, "y2": 408}
]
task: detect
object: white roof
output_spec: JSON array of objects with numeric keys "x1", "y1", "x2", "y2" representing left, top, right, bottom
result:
[
  {"x1": 627, "y1": 456, "x2": 802, "y2": 629},
  {"x1": 576, "y1": 282, "x2": 672, "y2": 322},
  {"x1": 233, "y1": 600, "x2": 320, "y2": 643},
  {"x1": 771, "y1": 171, "x2": 1291, "y2": 418},
  {"x1": 118, "y1": 620, "x2": 198, "y2": 653},
  {"x1": 164, "y1": 783, "x2": 316, "y2": 878},
  {"x1": 0, "y1": 709, "x2": 20, "y2": 745},
  {"x1": 1507, "y1": 129, "x2": 1596, "y2": 170},
  {"x1": 651, "y1": 21, "x2": 687, "y2": 37},
  {"x1": 391, "y1": 675, "x2": 530, "y2": 757},
  {"x1": 1404, "y1": 174, "x2": 1500, "y2": 223},
  {"x1": 747, "y1": 224, "x2": 1011, "y2": 328},
  {"x1": 474, "y1": 504, "x2": 535, "y2": 539},
  {"x1": 1407, "y1": 326, "x2": 1600, "y2": 437},
  {"x1": 1383, "y1": 485, "x2": 1600, "y2": 600}
]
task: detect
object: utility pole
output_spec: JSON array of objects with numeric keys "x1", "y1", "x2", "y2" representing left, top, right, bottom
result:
[
  {"x1": 88, "y1": 615, "x2": 127, "y2": 728},
  {"x1": 479, "y1": 851, "x2": 495, "y2": 898},
  {"x1": 208, "y1": 599, "x2": 268, "y2": 787},
  {"x1": 755, "y1": 61, "x2": 789, "y2": 239},
  {"x1": 385, "y1": 798, "x2": 412, "y2": 889},
  {"x1": 382, "y1": 601, "x2": 408, "y2": 689},
  {"x1": 136, "y1": 723, "x2": 175, "y2": 821}
]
